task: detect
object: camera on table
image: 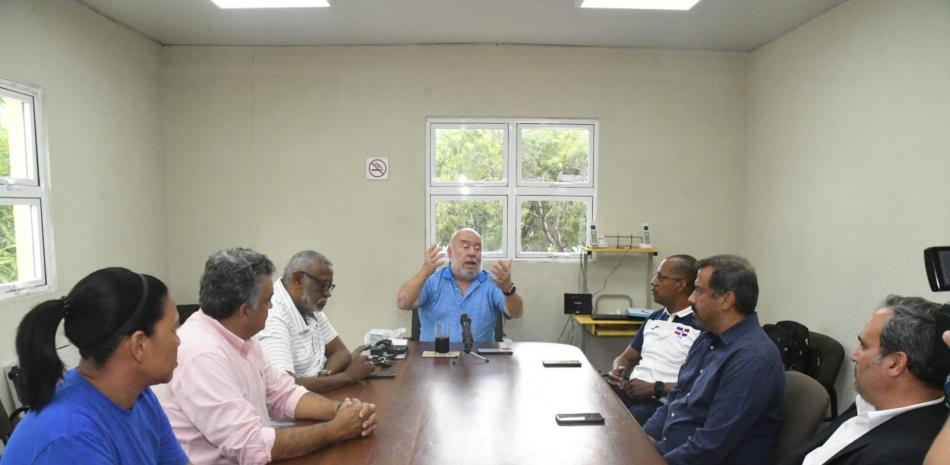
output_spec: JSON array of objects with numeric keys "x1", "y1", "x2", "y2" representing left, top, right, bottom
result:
[{"x1": 367, "y1": 339, "x2": 408, "y2": 366}]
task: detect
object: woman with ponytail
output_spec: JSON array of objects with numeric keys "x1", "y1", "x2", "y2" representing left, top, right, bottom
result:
[{"x1": 1, "y1": 267, "x2": 190, "y2": 465}]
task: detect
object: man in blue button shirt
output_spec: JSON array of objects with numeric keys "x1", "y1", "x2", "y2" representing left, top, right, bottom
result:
[
  {"x1": 396, "y1": 228, "x2": 524, "y2": 341},
  {"x1": 642, "y1": 254, "x2": 785, "y2": 465}
]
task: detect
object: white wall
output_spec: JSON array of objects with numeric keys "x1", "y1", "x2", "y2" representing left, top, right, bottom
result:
[
  {"x1": 745, "y1": 0, "x2": 950, "y2": 407},
  {"x1": 0, "y1": 0, "x2": 164, "y2": 408},
  {"x1": 162, "y1": 45, "x2": 748, "y2": 369}
]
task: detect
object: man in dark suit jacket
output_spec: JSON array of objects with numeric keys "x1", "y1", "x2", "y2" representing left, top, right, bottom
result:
[{"x1": 780, "y1": 296, "x2": 950, "y2": 465}]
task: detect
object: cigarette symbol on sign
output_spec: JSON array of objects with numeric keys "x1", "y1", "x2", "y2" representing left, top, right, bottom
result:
[{"x1": 369, "y1": 159, "x2": 387, "y2": 178}]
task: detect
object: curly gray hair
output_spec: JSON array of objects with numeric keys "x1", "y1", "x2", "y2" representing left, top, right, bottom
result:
[{"x1": 199, "y1": 247, "x2": 275, "y2": 320}]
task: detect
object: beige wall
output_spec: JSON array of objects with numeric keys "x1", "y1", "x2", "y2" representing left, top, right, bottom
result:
[
  {"x1": 745, "y1": 0, "x2": 950, "y2": 407},
  {"x1": 162, "y1": 45, "x2": 748, "y2": 368},
  {"x1": 0, "y1": 0, "x2": 164, "y2": 408},
  {"x1": 5, "y1": 0, "x2": 946, "y2": 417}
]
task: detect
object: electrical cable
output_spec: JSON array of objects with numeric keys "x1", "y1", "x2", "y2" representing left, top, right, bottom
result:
[
  {"x1": 590, "y1": 248, "x2": 630, "y2": 296},
  {"x1": 557, "y1": 314, "x2": 573, "y2": 343}
]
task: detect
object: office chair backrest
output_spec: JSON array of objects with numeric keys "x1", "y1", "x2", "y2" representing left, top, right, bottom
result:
[
  {"x1": 0, "y1": 400, "x2": 13, "y2": 444},
  {"x1": 410, "y1": 308, "x2": 504, "y2": 342},
  {"x1": 774, "y1": 371, "x2": 830, "y2": 464},
  {"x1": 804, "y1": 331, "x2": 844, "y2": 419},
  {"x1": 0, "y1": 399, "x2": 28, "y2": 445},
  {"x1": 176, "y1": 304, "x2": 200, "y2": 324}
]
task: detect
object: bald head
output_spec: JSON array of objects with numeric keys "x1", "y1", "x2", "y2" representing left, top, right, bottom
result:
[{"x1": 448, "y1": 228, "x2": 483, "y2": 282}]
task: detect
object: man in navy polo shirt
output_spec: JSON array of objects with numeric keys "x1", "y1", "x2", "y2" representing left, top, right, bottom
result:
[
  {"x1": 642, "y1": 254, "x2": 785, "y2": 465},
  {"x1": 396, "y1": 228, "x2": 524, "y2": 341},
  {"x1": 606, "y1": 254, "x2": 702, "y2": 424}
]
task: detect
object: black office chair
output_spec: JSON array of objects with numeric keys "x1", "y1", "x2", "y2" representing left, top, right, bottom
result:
[
  {"x1": 804, "y1": 331, "x2": 845, "y2": 420},
  {"x1": 410, "y1": 308, "x2": 504, "y2": 342},
  {"x1": 176, "y1": 304, "x2": 200, "y2": 324},
  {"x1": 2, "y1": 368, "x2": 31, "y2": 445}
]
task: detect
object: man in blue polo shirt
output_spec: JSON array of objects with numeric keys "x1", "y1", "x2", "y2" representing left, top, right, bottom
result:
[
  {"x1": 606, "y1": 254, "x2": 702, "y2": 424},
  {"x1": 642, "y1": 254, "x2": 784, "y2": 465},
  {"x1": 396, "y1": 228, "x2": 524, "y2": 341}
]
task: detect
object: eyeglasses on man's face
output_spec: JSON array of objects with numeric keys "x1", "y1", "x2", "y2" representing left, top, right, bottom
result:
[
  {"x1": 654, "y1": 272, "x2": 685, "y2": 282},
  {"x1": 301, "y1": 271, "x2": 335, "y2": 293}
]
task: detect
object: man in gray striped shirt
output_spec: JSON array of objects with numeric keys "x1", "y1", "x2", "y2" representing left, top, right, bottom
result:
[{"x1": 258, "y1": 250, "x2": 375, "y2": 393}]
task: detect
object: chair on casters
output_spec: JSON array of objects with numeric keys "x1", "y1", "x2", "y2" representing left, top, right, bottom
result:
[
  {"x1": 410, "y1": 308, "x2": 504, "y2": 342},
  {"x1": 773, "y1": 371, "x2": 830, "y2": 464},
  {"x1": 804, "y1": 331, "x2": 845, "y2": 420}
]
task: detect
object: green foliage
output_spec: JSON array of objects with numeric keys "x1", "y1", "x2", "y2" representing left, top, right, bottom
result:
[
  {"x1": 434, "y1": 200, "x2": 504, "y2": 252},
  {"x1": 0, "y1": 205, "x2": 17, "y2": 283},
  {"x1": 0, "y1": 97, "x2": 9, "y2": 177},
  {"x1": 432, "y1": 125, "x2": 591, "y2": 255},
  {"x1": 434, "y1": 128, "x2": 504, "y2": 182},
  {"x1": 520, "y1": 200, "x2": 587, "y2": 253},
  {"x1": 1, "y1": 97, "x2": 19, "y2": 283},
  {"x1": 520, "y1": 128, "x2": 589, "y2": 183}
]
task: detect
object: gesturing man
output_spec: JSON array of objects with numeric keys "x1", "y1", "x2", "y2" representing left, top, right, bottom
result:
[{"x1": 396, "y1": 228, "x2": 523, "y2": 342}]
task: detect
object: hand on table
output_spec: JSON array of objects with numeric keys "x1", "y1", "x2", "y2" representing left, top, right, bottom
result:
[
  {"x1": 333, "y1": 398, "x2": 377, "y2": 441},
  {"x1": 342, "y1": 345, "x2": 376, "y2": 382}
]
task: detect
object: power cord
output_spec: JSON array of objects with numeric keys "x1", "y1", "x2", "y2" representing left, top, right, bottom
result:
[{"x1": 590, "y1": 248, "x2": 631, "y2": 296}]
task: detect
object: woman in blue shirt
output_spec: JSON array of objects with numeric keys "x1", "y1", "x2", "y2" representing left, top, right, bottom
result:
[{"x1": 2, "y1": 268, "x2": 190, "y2": 465}]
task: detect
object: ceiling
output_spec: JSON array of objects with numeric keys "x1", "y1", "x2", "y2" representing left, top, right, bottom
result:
[{"x1": 78, "y1": 0, "x2": 849, "y2": 51}]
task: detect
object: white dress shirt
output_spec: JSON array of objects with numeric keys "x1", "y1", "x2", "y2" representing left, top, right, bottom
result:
[{"x1": 802, "y1": 394, "x2": 946, "y2": 465}]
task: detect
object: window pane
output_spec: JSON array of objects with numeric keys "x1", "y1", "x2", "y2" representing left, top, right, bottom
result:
[
  {"x1": 0, "y1": 203, "x2": 40, "y2": 284},
  {"x1": 520, "y1": 199, "x2": 588, "y2": 253},
  {"x1": 433, "y1": 128, "x2": 505, "y2": 183},
  {"x1": 434, "y1": 199, "x2": 504, "y2": 253},
  {"x1": 0, "y1": 95, "x2": 33, "y2": 179},
  {"x1": 520, "y1": 127, "x2": 590, "y2": 184}
]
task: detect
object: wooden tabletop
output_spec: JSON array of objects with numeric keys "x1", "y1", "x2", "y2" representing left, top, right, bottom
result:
[{"x1": 276, "y1": 341, "x2": 666, "y2": 465}]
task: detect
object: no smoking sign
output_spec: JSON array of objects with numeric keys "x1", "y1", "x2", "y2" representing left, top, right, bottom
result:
[{"x1": 365, "y1": 157, "x2": 389, "y2": 180}]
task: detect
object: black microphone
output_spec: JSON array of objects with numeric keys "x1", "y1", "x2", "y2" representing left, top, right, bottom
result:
[{"x1": 460, "y1": 313, "x2": 474, "y2": 353}]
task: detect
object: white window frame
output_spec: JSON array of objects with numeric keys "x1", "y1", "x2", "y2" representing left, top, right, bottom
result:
[
  {"x1": 516, "y1": 123, "x2": 595, "y2": 188},
  {"x1": 429, "y1": 194, "x2": 508, "y2": 258},
  {"x1": 515, "y1": 195, "x2": 594, "y2": 259},
  {"x1": 426, "y1": 117, "x2": 597, "y2": 262},
  {"x1": 0, "y1": 78, "x2": 55, "y2": 300}
]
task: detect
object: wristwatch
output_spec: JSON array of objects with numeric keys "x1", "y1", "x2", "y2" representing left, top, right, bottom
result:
[
  {"x1": 653, "y1": 381, "x2": 665, "y2": 399},
  {"x1": 502, "y1": 283, "x2": 516, "y2": 296}
]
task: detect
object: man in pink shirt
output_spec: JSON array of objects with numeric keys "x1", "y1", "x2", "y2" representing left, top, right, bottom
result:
[{"x1": 154, "y1": 247, "x2": 376, "y2": 465}]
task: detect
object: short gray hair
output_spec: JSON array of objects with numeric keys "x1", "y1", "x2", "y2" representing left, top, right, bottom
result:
[
  {"x1": 200, "y1": 247, "x2": 275, "y2": 320},
  {"x1": 879, "y1": 295, "x2": 948, "y2": 390},
  {"x1": 282, "y1": 250, "x2": 333, "y2": 282}
]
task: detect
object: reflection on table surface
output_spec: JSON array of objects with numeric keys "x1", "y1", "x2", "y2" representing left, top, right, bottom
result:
[{"x1": 275, "y1": 341, "x2": 665, "y2": 465}]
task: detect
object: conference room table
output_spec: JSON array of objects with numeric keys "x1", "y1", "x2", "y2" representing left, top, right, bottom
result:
[{"x1": 275, "y1": 341, "x2": 666, "y2": 465}]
